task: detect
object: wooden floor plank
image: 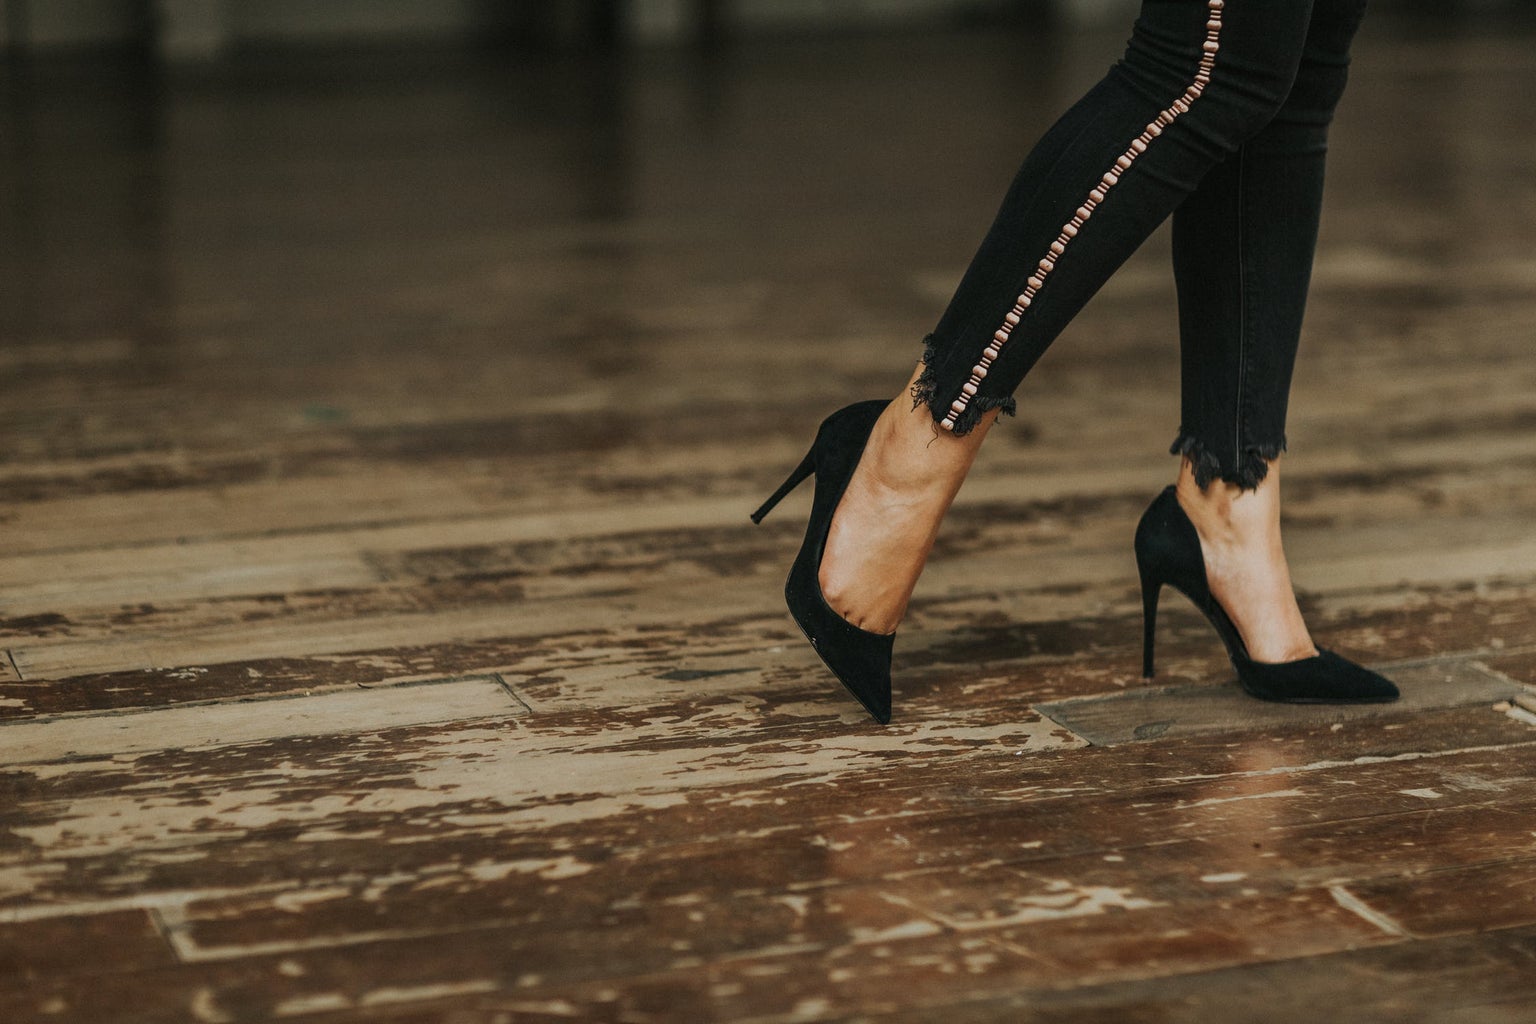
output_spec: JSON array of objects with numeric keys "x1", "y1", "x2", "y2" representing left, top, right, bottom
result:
[
  {"x1": 4, "y1": 710, "x2": 1531, "y2": 938},
  {"x1": 864, "y1": 925, "x2": 1536, "y2": 1024},
  {"x1": 1343, "y1": 859, "x2": 1536, "y2": 939},
  {"x1": 0, "y1": 675, "x2": 527, "y2": 764},
  {"x1": 0, "y1": 910, "x2": 174, "y2": 982}
]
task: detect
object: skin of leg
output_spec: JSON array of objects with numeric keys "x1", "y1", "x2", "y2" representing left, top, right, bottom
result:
[
  {"x1": 818, "y1": 362, "x2": 997, "y2": 635},
  {"x1": 1175, "y1": 456, "x2": 1316, "y2": 663}
]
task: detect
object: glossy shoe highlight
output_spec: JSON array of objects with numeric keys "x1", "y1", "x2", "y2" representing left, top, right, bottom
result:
[
  {"x1": 1134, "y1": 486, "x2": 1399, "y2": 704},
  {"x1": 751, "y1": 401, "x2": 895, "y2": 724}
]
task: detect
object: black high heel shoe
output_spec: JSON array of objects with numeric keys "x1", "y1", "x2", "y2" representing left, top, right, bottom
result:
[
  {"x1": 1135, "y1": 486, "x2": 1399, "y2": 704},
  {"x1": 750, "y1": 400, "x2": 895, "y2": 724}
]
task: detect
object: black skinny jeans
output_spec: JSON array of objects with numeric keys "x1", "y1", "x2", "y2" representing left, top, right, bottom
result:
[{"x1": 914, "y1": 0, "x2": 1369, "y2": 488}]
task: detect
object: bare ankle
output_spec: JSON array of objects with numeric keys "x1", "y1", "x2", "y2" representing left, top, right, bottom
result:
[
  {"x1": 1175, "y1": 458, "x2": 1281, "y2": 547},
  {"x1": 865, "y1": 371, "x2": 995, "y2": 498}
]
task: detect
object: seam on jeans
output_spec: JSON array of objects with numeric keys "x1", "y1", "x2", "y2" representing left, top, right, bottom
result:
[
  {"x1": 938, "y1": 0, "x2": 1230, "y2": 433},
  {"x1": 1234, "y1": 143, "x2": 1248, "y2": 463}
]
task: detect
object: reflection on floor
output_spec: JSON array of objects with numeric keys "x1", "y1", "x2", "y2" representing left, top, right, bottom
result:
[{"x1": 3, "y1": 12, "x2": 1536, "y2": 1023}]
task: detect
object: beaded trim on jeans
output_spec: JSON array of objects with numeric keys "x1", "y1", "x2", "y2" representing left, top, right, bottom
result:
[{"x1": 937, "y1": 0, "x2": 1229, "y2": 433}]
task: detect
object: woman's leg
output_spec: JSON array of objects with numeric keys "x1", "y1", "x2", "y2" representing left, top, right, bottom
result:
[
  {"x1": 823, "y1": 0, "x2": 1321, "y2": 632},
  {"x1": 1171, "y1": 0, "x2": 1370, "y2": 662}
]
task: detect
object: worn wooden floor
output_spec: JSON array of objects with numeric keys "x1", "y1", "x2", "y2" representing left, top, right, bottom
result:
[{"x1": 4, "y1": 13, "x2": 1536, "y2": 1024}]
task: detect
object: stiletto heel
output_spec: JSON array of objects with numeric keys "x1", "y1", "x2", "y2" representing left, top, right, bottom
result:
[
  {"x1": 1140, "y1": 571, "x2": 1160, "y2": 680},
  {"x1": 751, "y1": 400, "x2": 895, "y2": 724},
  {"x1": 750, "y1": 450, "x2": 816, "y2": 525},
  {"x1": 1133, "y1": 486, "x2": 1398, "y2": 704}
]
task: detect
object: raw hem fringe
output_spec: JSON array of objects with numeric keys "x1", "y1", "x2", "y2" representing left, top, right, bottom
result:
[
  {"x1": 1169, "y1": 432, "x2": 1287, "y2": 491},
  {"x1": 910, "y1": 334, "x2": 1017, "y2": 437}
]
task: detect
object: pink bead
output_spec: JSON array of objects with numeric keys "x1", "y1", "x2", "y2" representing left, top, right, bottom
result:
[
  {"x1": 993, "y1": 329, "x2": 1009, "y2": 343},
  {"x1": 1063, "y1": 223, "x2": 1079, "y2": 237},
  {"x1": 940, "y1": 417, "x2": 955, "y2": 430},
  {"x1": 1102, "y1": 172, "x2": 1119, "y2": 187},
  {"x1": 1027, "y1": 275, "x2": 1044, "y2": 290},
  {"x1": 1076, "y1": 206, "x2": 1092, "y2": 220},
  {"x1": 1012, "y1": 301, "x2": 1028, "y2": 314},
  {"x1": 961, "y1": 382, "x2": 978, "y2": 396},
  {"x1": 1195, "y1": 72, "x2": 1210, "y2": 85},
  {"x1": 1208, "y1": 19, "x2": 1220, "y2": 30},
  {"x1": 1018, "y1": 295, "x2": 1032, "y2": 307},
  {"x1": 973, "y1": 364, "x2": 988, "y2": 379},
  {"x1": 950, "y1": 399, "x2": 967, "y2": 413},
  {"x1": 1089, "y1": 189, "x2": 1105, "y2": 203},
  {"x1": 1173, "y1": 99, "x2": 1190, "y2": 114},
  {"x1": 1147, "y1": 123, "x2": 1163, "y2": 137},
  {"x1": 1203, "y1": 40, "x2": 1219, "y2": 52},
  {"x1": 1210, "y1": 0, "x2": 1223, "y2": 10},
  {"x1": 1039, "y1": 258, "x2": 1054, "y2": 271},
  {"x1": 1116, "y1": 155, "x2": 1133, "y2": 170},
  {"x1": 1050, "y1": 241, "x2": 1066, "y2": 256},
  {"x1": 984, "y1": 346, "x2": 1000, "y2": 360},
  {"x1": 1004, "y1": 311, "x2": 1020, "y2": 326},
  {"x1": 1131, "y1": 139, "x2": 1147, "y2": 154},
  {"x1": 1189, "y1": 83, "x2": 1204, "y2": 97}
]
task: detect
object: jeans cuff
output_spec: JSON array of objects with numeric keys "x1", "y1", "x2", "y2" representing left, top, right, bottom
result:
[
  {"x1": 1170, "y1": 431, "x2": 1287, "y2": 490},
  {"x1": 911, "y1": 334, "x2": 1017, "y2": 436}
]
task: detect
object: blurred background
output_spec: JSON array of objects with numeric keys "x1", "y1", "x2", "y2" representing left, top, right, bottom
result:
[
  {"x1": 2, "y1": 0, "x2": 1531, "y2": 491},
  {"x1": 0, "y1": 0, "x2": 1530, "y2": 57}
]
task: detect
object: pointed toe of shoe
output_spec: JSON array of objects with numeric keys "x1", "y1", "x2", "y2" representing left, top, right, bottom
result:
[
  {"x1": 1235, "y1": 648, "x2": 1399, "y2": 704},
  {"x1": 1312, "y1": 649, "x2": 1400, "y2": 703},
  {"x1": 801, "y1": 618, "x2": 895, "y2": 724},
  {"x1": 862, "y1": 685, "x2": 893, "y2": 725},
  {"x1": 805, "y1": 634, "x2": 893, "y2": 724},
  {"x1": 785, "y1": 570, "x2": 895, "y2": 725}
]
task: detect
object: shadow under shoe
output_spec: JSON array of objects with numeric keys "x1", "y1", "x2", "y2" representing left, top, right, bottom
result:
[
  {"x1": 751, "y1": 400, "x2": 895, "y2": 724},
  {"x1": 1134, "y1": 486, "x2": 1399, "y2": 704}
]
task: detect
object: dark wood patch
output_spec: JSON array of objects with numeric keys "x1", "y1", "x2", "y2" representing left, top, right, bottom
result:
[
  {"x1": 1033, "y1": 657, "x2": 1521, "y2": 746},
  {"x1": 1345, "y1": 859, "x2": 1536, "y2": 940},
  {"x1": 0, "y1": 910, "x2": 174, "y2": 981},
  {"x1": 868, "y1": 925, "x2": 1536, "y2": 1023}
]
